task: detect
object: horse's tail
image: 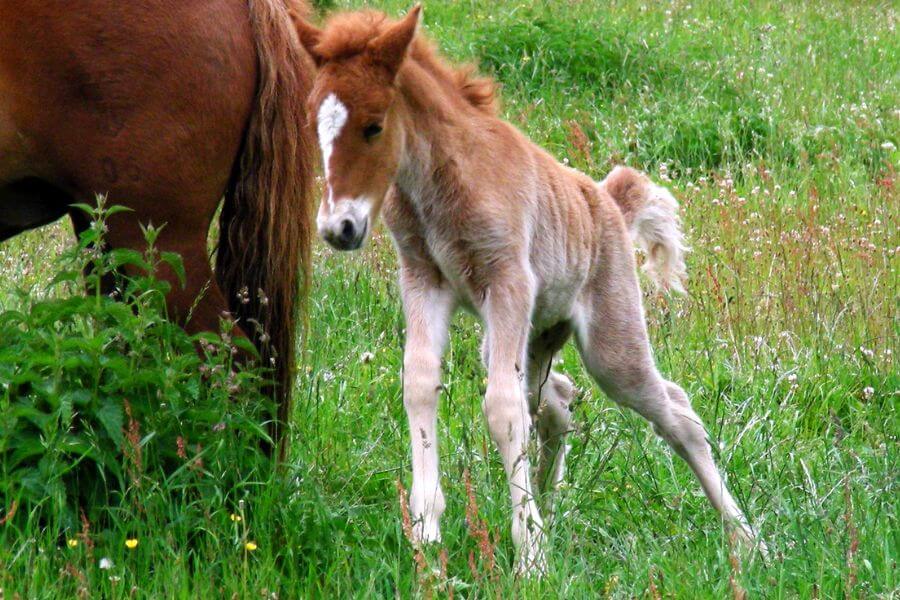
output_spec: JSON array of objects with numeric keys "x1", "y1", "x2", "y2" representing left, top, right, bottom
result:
[
  {"x1": 600, "y1": 166, "x2": 688, "y2": 294},
  {"x1": 216, "y1": 0, "x2": 316, "y2": 455}
]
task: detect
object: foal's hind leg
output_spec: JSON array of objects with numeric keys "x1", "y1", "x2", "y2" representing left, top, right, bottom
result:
[
  {"x1": 574, "y1": 242, "x2": 759, "y2": 547},
  {"x1": 527, "y1": 343, "x2": 575, "y2": 500}
]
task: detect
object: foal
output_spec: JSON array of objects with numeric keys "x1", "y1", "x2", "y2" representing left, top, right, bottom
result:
[{"x1": 296, "y1": 7, "x2": 761, "y2": 571}]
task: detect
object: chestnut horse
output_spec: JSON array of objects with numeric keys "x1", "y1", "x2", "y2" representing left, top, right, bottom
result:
[
  {"x1": 296, "y1": 6, "x2": 764, "y2": 572},
  {"x1": 0, "y1": 0, "x2": 316, "y2": 447}
]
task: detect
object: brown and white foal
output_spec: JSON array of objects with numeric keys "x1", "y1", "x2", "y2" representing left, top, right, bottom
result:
[{"x1": 296, "y1": 6, "x2": 761, "y2": 571}]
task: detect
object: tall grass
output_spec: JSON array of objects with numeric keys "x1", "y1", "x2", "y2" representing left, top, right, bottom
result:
[{"x1": 1, "y1": 0, "x2": 897, "y2": 597}]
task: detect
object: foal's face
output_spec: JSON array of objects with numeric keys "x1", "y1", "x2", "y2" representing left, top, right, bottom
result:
[
  {"x1": 297, "y1": 7, "x2": 421, "y2": 251},
  {"x1": 309, "y1": 62, "x2": 404, "y2": 250}
]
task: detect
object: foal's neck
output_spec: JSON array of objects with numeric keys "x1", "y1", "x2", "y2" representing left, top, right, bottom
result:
[{"x1": 394, "y1": 64, "x2": 481, "y2": 206}]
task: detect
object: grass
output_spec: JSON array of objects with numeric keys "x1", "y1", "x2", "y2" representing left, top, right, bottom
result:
[{"x1": 1, "y1": 0, "x2": 897, "y2": 597}]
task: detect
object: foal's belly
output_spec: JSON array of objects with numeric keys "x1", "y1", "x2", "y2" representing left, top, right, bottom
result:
[
  {"x1": 532, "y1": 280, "x2": 581, "y2": 333},
  {"x1": 530, "y1": 245, "x2": 589, "y2": 330},
  {"x1": 424, "y1": 234, "x2": 587, "y2": 334}
]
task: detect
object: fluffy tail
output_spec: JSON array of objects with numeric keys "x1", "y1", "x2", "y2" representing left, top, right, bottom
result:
[
  {"x1": 216, "y1": 0, "x2": 316, "y2": 455},
  {"x1": 600, "y1": 166, "x2": 688, "y2": 294}
]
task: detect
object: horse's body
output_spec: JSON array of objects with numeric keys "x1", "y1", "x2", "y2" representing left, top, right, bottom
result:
[
  {"x1": 296, "y1": 7, "x2": 763, "y2": 572},
  {"x1": 0, "y1": 0, "x2": 316, "y2": 443}
]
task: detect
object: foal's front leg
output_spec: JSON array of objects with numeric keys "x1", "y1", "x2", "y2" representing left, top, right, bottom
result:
[
  {"x1": 400, "y1": 271, "x2": 455, "y2": 543},
  {"x1": 481, "y1": 277, "x2": 545, "y2": 573}
]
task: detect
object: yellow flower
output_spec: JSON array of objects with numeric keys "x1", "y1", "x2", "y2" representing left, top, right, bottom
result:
[
  {"x1": 230, "y1": 513, "x2": 242, "y2": 522},
  {"x1": 245, "y1": 541, "x2": 258, "y2": 552},
  {"x1": 67, "y1": 539, "x2": 79, "y2": 549},
  {"x1": 125, "y1": 538, "x2": 138, "y2": 549}
]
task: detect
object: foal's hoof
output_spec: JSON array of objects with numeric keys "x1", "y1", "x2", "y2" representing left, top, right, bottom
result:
[
  {"x1": 412, "y1": 519, "x2": 442, "y2": 545},
  {"x1": 731, "y1": 523, "x2": 769, "y2": 561},
  {"x1": 516, "y1": 545, "x2": 547, "y2": 578},
  {"x1": 751, "y1": 536, "x2": 770, "y2": 561}
]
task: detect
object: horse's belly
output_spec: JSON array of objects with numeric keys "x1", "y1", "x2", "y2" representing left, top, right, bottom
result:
[{"x1": 0, "y1": 0, "x2": 256, "y2": 203}]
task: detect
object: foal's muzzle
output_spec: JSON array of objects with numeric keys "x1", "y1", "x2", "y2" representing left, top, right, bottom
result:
[
  {"x1": 318, "y1": 199, "x2": 370, "y2": 251},
  {"x1": 322, "y1": 216, "x2": 367, "y2": 251}
]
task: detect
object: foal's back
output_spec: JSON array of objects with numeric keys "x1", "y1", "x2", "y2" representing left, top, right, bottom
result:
[{"x1": 447, "y1": 112, "x2": 631, "y2": 326}]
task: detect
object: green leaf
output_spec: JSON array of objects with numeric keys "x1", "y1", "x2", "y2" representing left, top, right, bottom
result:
[
  {"x1": 62, "y1": 389, "x2": 93, "y2": 408},
  {"x1": 8, "y1": 437, "x2": 47, "y2": 467},
  {"x1": 47, "y1": 269, "x2": 82, "y2": 288},
  {"x1": 0, "y1": 310, "x2": 28, "y2": 327},
  {"x1": 109, "y1": 248, "x2": 151, "y2": 272},
  {"x1": 160, "y1": 252, "x2": 186, "y2": 288},
  {"x1": 104, "y1": 204, "x2": 134, "y2": 216},
  {"x1": 233, "y1": 336, "x2": 260, "y2": 358},
  {"x1": 95, "y1": 400, "x2": 124, "y2": 447},
  {"x1": 69, "y1": 202, "x2": 96, "y2": 216}
]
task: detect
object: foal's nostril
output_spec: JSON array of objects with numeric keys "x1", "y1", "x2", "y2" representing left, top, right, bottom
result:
[{"x1": 339, "y1": 219, "x2": 356, "y2": 243}]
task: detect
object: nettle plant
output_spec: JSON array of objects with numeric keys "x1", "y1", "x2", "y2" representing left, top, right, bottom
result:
[{"x1": 0, "y1": 200, "x2": 274, "y2": 537}]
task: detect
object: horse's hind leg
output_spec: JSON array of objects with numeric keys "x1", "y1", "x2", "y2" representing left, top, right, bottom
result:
[
  {"x1": 574, "y1": 236, "x2": 760, "y2": 548},
  {"x1": 100, "y1": 213, "x2": 241, "y2": 340}
]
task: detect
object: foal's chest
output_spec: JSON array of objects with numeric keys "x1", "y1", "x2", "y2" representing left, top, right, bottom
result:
[
  {"x1": 423, "y1": 226, "x2": 485, "y2": 308},
  {"x1": 389, "y1": 188, "x2": 490, "y2": 307}
]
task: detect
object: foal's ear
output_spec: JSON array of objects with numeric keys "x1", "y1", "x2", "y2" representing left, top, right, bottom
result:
[
  {"x1": 291, "y1": 11, "x2": 324, "y2": 66},
  {"x1": 369, "y1": 5, "x2": 422, "y2": 76}
]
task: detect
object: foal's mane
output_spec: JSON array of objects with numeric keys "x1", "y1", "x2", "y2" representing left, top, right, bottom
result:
[{"x1": 315, "y1": 10, "x2": 498, "y2": 115}]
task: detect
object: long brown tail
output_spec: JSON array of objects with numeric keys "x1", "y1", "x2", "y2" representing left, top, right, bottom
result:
[
  {"x1": 216, "y1": 0, "x2": 316, "y2": 456},
  {"x1": 600, "y1": 166, "x2": 688, "y2": 294}
]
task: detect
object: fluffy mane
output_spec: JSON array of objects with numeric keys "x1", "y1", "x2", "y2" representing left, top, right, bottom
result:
[{"x1": 313, "y1": 10, "x2": 499, "y2": 115}]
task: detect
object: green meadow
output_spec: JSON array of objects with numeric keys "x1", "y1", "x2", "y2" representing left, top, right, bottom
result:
[{"x1": 1, "y1": 0, "x2": 897, "y2": 597}]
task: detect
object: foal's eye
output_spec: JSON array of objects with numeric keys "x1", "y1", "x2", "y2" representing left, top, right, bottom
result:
[{"x1": 363, "y1": 123, "x2": 383, "y2": 140}]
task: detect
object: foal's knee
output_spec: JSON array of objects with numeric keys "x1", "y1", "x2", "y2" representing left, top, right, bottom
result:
[
  {"x1": 649, "y1": 382, "x2": 710, "y2": 457},
  {"x1": 403, "y1": 356, "x2": 441, "y2": 411},
  {"x1": 549, "y1": 371, "x2": 575, "y2": 404},
  {"x1": 484, "y1": 389, "x2": 529, "y2": 444},
  {"x1": 665, "y1": 381, "x2": 691, "y2": 409}
]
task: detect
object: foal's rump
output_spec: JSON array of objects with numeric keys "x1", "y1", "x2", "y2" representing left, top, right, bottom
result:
[{"x1": 599, "y1": 166, "x2": 688, "y2": 293}]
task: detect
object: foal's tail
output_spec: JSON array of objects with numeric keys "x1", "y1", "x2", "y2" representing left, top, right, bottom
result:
[
  {"x1": 600, "y1": 166, "x2": 688, "y2": 294},
  {"x1": 216, "y1": 0, "x2": 316, "y2": 456}
]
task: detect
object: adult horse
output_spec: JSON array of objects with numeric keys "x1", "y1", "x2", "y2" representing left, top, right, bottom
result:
[{"x1": 0, "y1": 0, "x2": 316, "y2": 448}]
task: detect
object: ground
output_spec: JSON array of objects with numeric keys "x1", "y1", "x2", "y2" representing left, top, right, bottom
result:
[{"x1": 0, "y1": 0, "x2": 897, "y2": 597}]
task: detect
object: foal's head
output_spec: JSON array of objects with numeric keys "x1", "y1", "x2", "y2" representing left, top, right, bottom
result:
[{"x1": 296, "y1": 7, "x2": 421, "y2": 251}]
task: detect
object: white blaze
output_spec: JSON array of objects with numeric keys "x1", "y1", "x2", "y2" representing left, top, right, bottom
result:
[
  {"x1": 317, "y1": 93, "x2": 348, "y2": 186},
  {"x1": 314, "y1": 93, "x2": 374, "y2": 246}
]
